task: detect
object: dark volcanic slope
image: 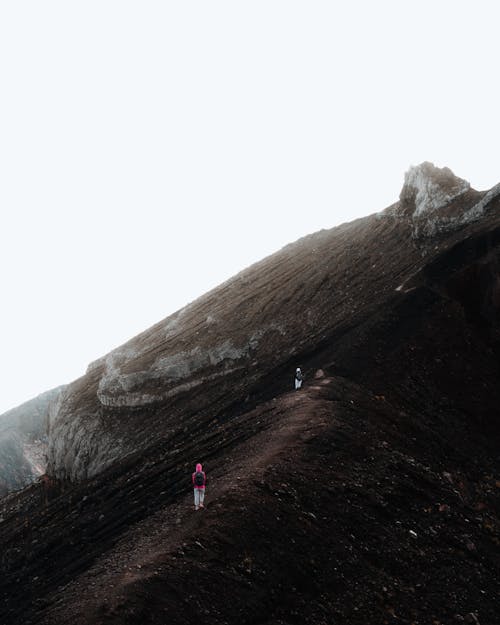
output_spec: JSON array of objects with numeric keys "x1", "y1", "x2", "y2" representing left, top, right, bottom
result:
[
  {"x1": 47, "y1": 210, "x2": 426, "y2": 481},
  {"x1": 1, "y1": 163, "x2": 499, "y2": 625},
  {"x1": 46, "y1": 167, "x2": 497, "y2": 482}
]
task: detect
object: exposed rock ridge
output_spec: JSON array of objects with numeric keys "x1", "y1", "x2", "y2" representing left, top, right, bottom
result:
[
  {"x1": 399, "y1": 161, "x2": 471, "y2": 217},
  {"x1": 457, "y1": 181, "x2": 500, "y2": 224},
  {"x1": 382, "y1": 162, "x2": 499, "y2": 238},
  {"x1": 95, "y1": 325, "x2": 284, "y2": 408}
]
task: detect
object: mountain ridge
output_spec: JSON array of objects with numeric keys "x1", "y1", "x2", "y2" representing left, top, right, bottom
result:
[
  {"x1": 1, "y1": 162, "x2": 499, "y2": 625},
  {"x1": 46, "y1": 162, "x2": 500, "y2": 481}
]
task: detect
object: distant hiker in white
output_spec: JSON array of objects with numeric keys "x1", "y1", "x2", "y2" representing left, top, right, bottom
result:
[
  {"x1": 294, "y1": 367, "x2": 303, "y2": 390},
  {"x1": 192, "y1": 462, "x2": 206, "y2": 511}
]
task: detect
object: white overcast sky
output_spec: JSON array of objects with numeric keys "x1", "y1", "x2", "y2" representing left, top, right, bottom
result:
[{"x1": 0, "y1": 1, "x2": 499, "y2": 414}]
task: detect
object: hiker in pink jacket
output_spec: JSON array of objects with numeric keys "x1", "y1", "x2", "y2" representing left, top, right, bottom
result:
[{"x1": 192, "y1": 462, "x2": 206, "y2": 511}]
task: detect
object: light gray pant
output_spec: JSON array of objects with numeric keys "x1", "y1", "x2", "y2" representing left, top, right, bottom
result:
[
  {"x1": 295, "y1": 378, "x2": 302, "y2": 390},
  {"x1": 194, "y1": 489, "x2": 205, "y2": 509}
]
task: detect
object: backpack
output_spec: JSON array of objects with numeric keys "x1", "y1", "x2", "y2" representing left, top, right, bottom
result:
[{"x1": 194, "y1": 471, "x2": 205, "y2": 486}]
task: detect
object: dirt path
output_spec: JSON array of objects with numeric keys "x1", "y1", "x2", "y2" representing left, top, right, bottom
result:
[{"x1": 43, "y1": 379, "x2": 334, "y2": 624}]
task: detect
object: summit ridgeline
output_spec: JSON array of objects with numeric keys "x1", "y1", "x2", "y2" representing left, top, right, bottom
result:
[{"x1": 46, "y1": 162, "x2": 500, "y2": 482}]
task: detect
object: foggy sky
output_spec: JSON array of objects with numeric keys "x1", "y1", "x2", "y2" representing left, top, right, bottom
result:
[{"x1": 1, "y1": 1, "x2": 499, "y2": 414}]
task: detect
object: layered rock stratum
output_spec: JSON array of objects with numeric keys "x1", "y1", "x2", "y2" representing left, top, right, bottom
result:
[{"x1": 1, "y1": 162, "x2": 499, "y2": 625}]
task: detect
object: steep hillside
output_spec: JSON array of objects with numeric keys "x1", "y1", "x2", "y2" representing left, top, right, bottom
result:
[
  {"x1": 0, "y1": 387, "x2": 65, "y2": 496},
  {"x1": 47, "y1": 163, "x2": 500, "y2": 483},
  {"x1": 0, "y1": 163, "x2": 499, "y2": 625}
]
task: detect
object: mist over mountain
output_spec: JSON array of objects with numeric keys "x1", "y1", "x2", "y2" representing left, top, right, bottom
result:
[
  {"x1": 0, "y1": 387, "x2": 65, "y2": 497},
  {"x1": 1, "y1": 163, "x2": 499, "y2": 625}
]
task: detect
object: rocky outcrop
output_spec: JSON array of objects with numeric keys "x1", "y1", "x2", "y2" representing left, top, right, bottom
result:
[
  {"x1": 387, "y1": 161, "x2": 500, "y2": 238},
  {"x1": 0, "y1": 386, "x2": 65, "y2": 496},
  {"x1": 399, "y1": 161, "x2": 471, "y2": 217}
]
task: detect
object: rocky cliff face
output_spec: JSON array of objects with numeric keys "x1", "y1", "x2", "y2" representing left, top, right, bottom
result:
[
  {"x1": 392, "y1": 161, "x2": 500, "y2": 237},
  {"x1": 46, "y1": 162, "x2": 500, "y2": 482},
  {"x1": 0, "y1": 387, "x2": 65, "y2": 496}
]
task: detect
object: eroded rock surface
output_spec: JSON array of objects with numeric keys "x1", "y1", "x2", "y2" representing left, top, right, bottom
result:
[
  {"x1": 385, "y1": 161, "x2": 500, "y2": 237},
  {"x1": 400, "y1": 161, "x2": 471, "y2": 217}
]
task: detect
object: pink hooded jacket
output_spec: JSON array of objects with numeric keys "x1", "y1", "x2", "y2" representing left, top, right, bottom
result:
[{"x1": 192, "y1": 463, "x2": 206, "y2": 490}]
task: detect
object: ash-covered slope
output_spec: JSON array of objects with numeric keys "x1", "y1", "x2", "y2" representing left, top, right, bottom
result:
[
  {"x1": 0, "y1": 387, "x2": 65, "y2": 497},
  {"x1": 1, "y1": 163, "x2": 499, "y2": 625},
  {"x1": 47, "y1": 163, "x2": 500, "y2": 482}
]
